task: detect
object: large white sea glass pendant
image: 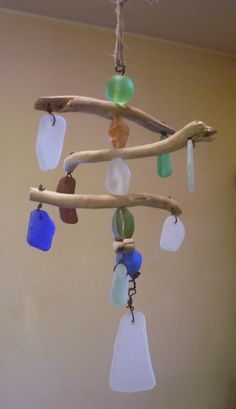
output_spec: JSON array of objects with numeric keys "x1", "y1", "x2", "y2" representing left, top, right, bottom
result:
[
  {"x1": 109, "y1": 263, "x2": 129, "y2": 307},
  {"x1": 187, "y1": 139, "x2": 195, "y2": 192},
  {"x1": 110, "y1": 311, "x2": 156, "y2": 393},
  {"x1": 160, "y1": 215, "x2": 185, "y2": 252},
  {"x1": 105, "y1": 158, "x2": 131, "y2": 195},
  {"x1": 36, "y1": 113, "x2": 67, "y2": 171}
]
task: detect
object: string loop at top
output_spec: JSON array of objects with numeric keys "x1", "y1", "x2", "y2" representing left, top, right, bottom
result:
[{"x1": 114, "y1": 0, "x2": 126, "y2": 75}]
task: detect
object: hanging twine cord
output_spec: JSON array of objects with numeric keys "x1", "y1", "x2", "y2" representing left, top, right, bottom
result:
[
  {"x1": 114, "y1": 0, "x2": 127, "y2": 75},
  {"x1": 113, "y1": 0, "x2": 160, "y2": 74}
]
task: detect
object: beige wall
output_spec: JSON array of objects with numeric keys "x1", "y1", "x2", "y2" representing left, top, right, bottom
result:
[{"x1": 0, "y1": 9, "x2": 235, "y2": 409}]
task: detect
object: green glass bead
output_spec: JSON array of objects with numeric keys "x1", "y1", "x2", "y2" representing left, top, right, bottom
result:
[
  {"x1": 112, "y1": 207, "x2": 135, "y2": 239},
  {"x1": 157, "y1": 135, "x2": 173, "y2": 177},
  {"x1": 105, "y1": 75, "x2": 135, "y2": 105}
]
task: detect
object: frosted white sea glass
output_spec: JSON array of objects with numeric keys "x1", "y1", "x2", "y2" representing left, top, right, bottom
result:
[
  {"x1": 105, "y1": 158, "x2": 131, "y2": 195},
  {"x1": 36, "y1": 114, "x2": 67, "y2": 171},
  {"x1": 109, "y1": 263, "x2": 129, "y2": 307},
  {"x1": 110, "y1": 311, "x2": 156, "y2": 393},
  {"x1": 160, "y1": 215, "x2": 185, "y2": 252},
  {"x1": 187, "y1": 139, "x2": 195, "y2": 192}
]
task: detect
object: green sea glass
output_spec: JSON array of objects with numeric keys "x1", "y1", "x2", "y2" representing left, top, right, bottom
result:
[
  {"x1": 112, "y1": 207, "x2": 135, "y2": 239},
  {"x1": 105, "y1": 75, "x2": 134, "y2": 105},
  {"x1": 157, "y1": 134, "x2": 173, "y2": 177}
]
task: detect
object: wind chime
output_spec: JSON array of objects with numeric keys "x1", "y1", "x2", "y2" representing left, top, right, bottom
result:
[{"x1": 27, "y1": 0, "x2": 216, "y2": 393}]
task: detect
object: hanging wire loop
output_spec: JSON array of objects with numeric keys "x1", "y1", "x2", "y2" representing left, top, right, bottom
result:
[
  {"x1": 36, "y1": 185, "x2": 45, "y2": 216},
  {"x1": 113, "y1": 0, "x2": 159, "y2": 74},
  {"x1": 170, "y1": 206, "x2": 178, "y2": 223},
  {"x1": 46, "y1": 103, "x2": 56, "y2": 126},
  {"x1": 189, "y1": 137, "x2": 196, "y2": 148},
  {"x1": 126, "y1": 272, "x2": 140, "y2": 323}
]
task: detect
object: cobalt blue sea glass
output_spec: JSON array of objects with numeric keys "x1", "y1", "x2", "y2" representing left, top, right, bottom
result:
[
  {"x1": 116, "y1": 250, "x2": 142, "y2": 277},
  {"x1": 27, "y1": 209, "x2": 56, "y2": 251}
]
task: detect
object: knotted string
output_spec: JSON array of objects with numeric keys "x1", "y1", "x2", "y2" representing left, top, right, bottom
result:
[
  {"x1": 113, "y1": 0, "x2": 160, "y2": 74},
  {"x1": 114, "y1": 0, "x2": 127, "y2": 75}
]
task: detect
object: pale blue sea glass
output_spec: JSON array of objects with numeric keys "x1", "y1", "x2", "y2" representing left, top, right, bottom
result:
[
  {"x1": 110, "y1": 311, "x2": 156, "y2": 393},
  {"x1": 109, "y1": 263, "x2": 129, "y2": 307},
  {"x1": 187, "y1": 139, "x2": 195, "y2": 192},
  {"x1": 36, "y1": 114, "x2": 67, "y2": 171},
  {"x1": 160, "y1": 215, "x2": 185, "y2": 252},
  {"x1": 105, "y1": 158, "x2": 131, "y2": 195}
]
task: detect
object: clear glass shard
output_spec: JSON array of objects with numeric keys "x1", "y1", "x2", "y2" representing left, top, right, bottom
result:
[
  {"x1": 105, "y1": 158, "x2": 131, "y2": 195},
  {"x1": 160, "y1": 215, "x2": 185, "y2": 252},
  {"x1": 109, "y1": 263, "x2": 129, "y2": 307},
  {"x1": 187, "y1": 139, "x2": 195, "y2": 192},
  {"x1": 110, "y1": 311, "x2": 156, "y2": 393},
  {"x1": 36, "y1": 114, "x2": 67, "y2": 171}
]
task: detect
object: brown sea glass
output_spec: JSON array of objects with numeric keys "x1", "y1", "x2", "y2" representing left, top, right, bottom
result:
[
  {"x1": 56, "y1": 175, "x2": 78, "y2": 224},
  {"x1": 108, "y1": 117, "x2": 129, "y2": 148}
]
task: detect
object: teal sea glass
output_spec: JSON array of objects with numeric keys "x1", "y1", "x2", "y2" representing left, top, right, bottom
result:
[
  {"x1": 157, "y1": 135, "x2": 173, "y2": 177},
  {"x1": 112, "y1": 207, "x2": 135, "y2": 239},
  {"x1": 109, "y1": 263, "x2": 129, "y2": 307},
  {"x1": 105, "y1": 75, "x2": 135, "y2": 105}
]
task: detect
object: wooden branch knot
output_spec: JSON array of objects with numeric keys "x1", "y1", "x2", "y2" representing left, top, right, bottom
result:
[{"x1": 113, "y1": 238, "x2": 135, "y2": 253}]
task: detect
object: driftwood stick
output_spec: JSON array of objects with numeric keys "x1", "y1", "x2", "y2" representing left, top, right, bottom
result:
[
  {"x1": 64, "y1": 121, "x2": 216, "y2": 173},
  {"x1": 34, "y1": 96, "x2": 175, "y2": 135},
  {"x1": 29, "y1": 189, "x2": 182, "y2": 216}
]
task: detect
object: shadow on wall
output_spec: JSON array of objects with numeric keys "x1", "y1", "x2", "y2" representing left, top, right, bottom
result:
[{"x1": 225, "y1": 378, "x2": 236, "y2": 409}]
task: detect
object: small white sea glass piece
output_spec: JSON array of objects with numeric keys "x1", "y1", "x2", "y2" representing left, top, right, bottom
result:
[
  {"x1": 110, "y1": 311, "x2": 156, "y2": 393},
  {"x1": 36, "y1": 114, "x2": 67, "y2": 171},
  {"x1": 105, "y1": 158, "x2": 131, "y2": 195},
  {"x1": 187, "y1": 139, "x2": 195, "y2": 192},
  {"x1": 160, "y1": 215, "x2": 185, "y2": 252},
  {"x1": 109, "y1": 263, "x2": 129, "y2": 307}
]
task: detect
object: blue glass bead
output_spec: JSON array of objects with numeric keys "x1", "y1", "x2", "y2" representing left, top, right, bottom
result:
[
  {"x1": 116, "y1": 250, "x2": 142, "y2": 277},
  {"x1": 105, "y1": 75, "x2": 135, "y2": 105},
  {"x1": 27, "y1": 209, "x2": 56, "y2": 251}
]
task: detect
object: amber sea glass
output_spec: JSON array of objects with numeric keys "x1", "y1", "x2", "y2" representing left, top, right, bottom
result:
[{"x1": 108, "y1": 117, "x2": 129, "y2": 148}]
